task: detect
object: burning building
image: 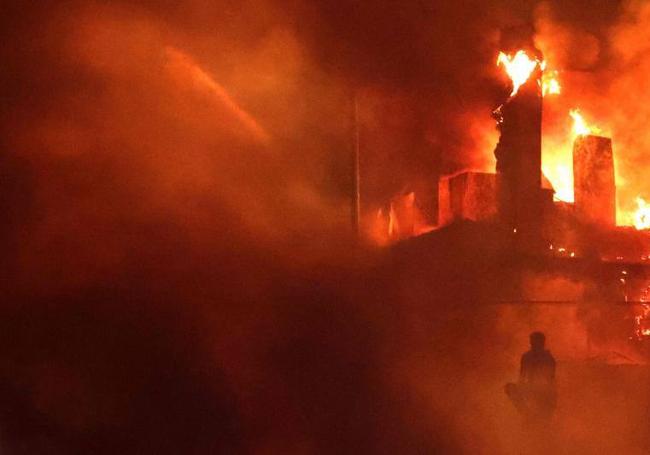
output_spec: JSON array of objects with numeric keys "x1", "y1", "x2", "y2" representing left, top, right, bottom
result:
[
  {"x1": 435, "y1": 49, "x2": 646, "y2": 259},
  {"x1": 376, "y1": 43, "x2": 650, "y2": 357}
]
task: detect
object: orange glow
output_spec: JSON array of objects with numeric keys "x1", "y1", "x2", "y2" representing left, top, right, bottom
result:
[
  {"x1": 365, "y1": 192, "x2": 435, "y2": 245},
  {"x1": 497, "y1": 50, "x2": 540, "y2": 97},
  {"x1": 634, "y1": 197, "x2": 650, "y2": 230},
  {"x1": 388, "y1": 204, "x2": 398, "y2": 238}
]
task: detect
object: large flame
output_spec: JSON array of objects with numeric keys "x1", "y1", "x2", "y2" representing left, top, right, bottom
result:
[
  {"x1": 543, "y1": 110, "x2": 601, "y2": 204},
  {"x1": 542, "y1": 161, "x2": 574, "y2": 202},
  {"x1": 542, "y1": 109, "x2": 604, "y2": 203},
  {"x1": 634, "y1": 197, "x2": 650, "y2": 230},
  {"x1": 497, "y1": 50, "x2": 540, "y2": 97}
]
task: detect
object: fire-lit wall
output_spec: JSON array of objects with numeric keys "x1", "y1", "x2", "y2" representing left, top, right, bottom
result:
[
  {"x1": 573, "y1": 135, "x2": 616, "y2": 227},
  {"x1": 438, "y1": 172, "x2": 497, "y2": 225}
]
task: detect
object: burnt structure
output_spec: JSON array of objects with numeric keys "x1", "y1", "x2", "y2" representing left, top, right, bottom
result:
[
  {"x1": 382, "y1": 30, "x2": 650, "y2": 372},
  {"x1": 426, "y1": 45, "x2": 650, "y2": 326}
]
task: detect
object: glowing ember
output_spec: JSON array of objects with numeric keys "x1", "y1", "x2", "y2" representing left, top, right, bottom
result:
[
  {"x1": 634, "y1": 312, "x2": 650, "y2": 338},
  {"x1": 497, "y1": 50, "x2": 540, "y2": 97},
  {"x1": 634, "y1": 197, "x2": 650, "y2": 230},
  {"x1": 634, "y1": 290, "x2": 650, "y2": 340},
  {"x1": 570, "y1": 109, "x2": 600, "y2": 137},
  {"x1": 541, "y1": 70, "x2": 561, "y2": 97}
]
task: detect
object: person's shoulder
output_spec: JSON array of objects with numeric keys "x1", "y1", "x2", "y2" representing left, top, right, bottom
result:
[
  {"x1": 521, "y1": 350, "x2": 534, "y2": 360},
  {"x1": 543, "y1": 350, "x2": 556, "y2": 362}
]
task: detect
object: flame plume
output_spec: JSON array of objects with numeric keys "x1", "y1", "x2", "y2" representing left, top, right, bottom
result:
[
  {"x1": 570, "y1": 109, "x2": 600, "y2": 137},
  {"x1": 497, "y1": 50, "x2": 539, "y2": 97},
  {"x1": 634, "y1": 197, "x2": 650, "y2": 230}
]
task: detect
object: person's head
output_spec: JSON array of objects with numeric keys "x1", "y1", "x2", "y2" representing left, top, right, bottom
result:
[{"x1": 529, "y1": 331, "x2": 546, "y2": 351}]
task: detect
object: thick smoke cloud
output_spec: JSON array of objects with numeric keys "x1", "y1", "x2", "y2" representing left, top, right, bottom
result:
[{"x1": 1, "y1": 0, "x2": 649, "y2": 453}]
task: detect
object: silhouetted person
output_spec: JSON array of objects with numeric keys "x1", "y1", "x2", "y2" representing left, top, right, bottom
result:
[{"x1": 505, "y1": 332, "x2": 556, "y2": 423}]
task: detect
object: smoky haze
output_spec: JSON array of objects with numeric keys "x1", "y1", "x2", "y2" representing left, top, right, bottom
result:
[{"x1": 1, "y1": 0, "x2": 649, "y2": 453}]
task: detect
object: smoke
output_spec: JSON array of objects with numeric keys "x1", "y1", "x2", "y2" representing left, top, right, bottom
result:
[
  {"x1": 533, "y1": 0, "x2": 650, "y2": 224},
  {"x1": 2, "y1": 0, "x2": 650, "y2": 453},
  {"x1": 534, "y1": 2, "x2": 603, "y2": 71},
  {"x1": 607, "y1": 0, "x2": 650, "y2": 221}
]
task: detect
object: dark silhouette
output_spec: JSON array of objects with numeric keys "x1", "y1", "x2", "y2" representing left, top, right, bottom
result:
[{"x1": 505, "y1": 332, "x2": 557, "y2": 422}]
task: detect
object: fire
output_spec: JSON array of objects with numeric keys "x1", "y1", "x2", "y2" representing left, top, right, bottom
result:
[
  {"x1": 542, "y1": 70, "x2": 561, "y2": 97},
  {"x1": 388, "y1": 204, "x2": 398, "y2": 238},
  {"x1": 570, "y1": 109, "x2": 600, "y2": 137},
  {"x1": 497, "y1": 50, "x2": 559, "y2": 98},
  {"x1": 497, "y1": 50, "x2": 540, "y2": 97},
  {"x1": 634, "y1": 197, "x2": 650, "y2": 230},
  {"x1": 542, "y1": 161, "x2": 574, "y2": 202},
  {"x1": 542, "y1": 110, "x2": 605, "y2": 205}
]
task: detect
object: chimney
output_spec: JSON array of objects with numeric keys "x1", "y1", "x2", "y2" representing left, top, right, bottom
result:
[
  {"x1": 573, "y1": 135, "x2": 616, "y2": 227},
  {"x1": 493, "y1": 65, "x2": 543, "y2": 231}
]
